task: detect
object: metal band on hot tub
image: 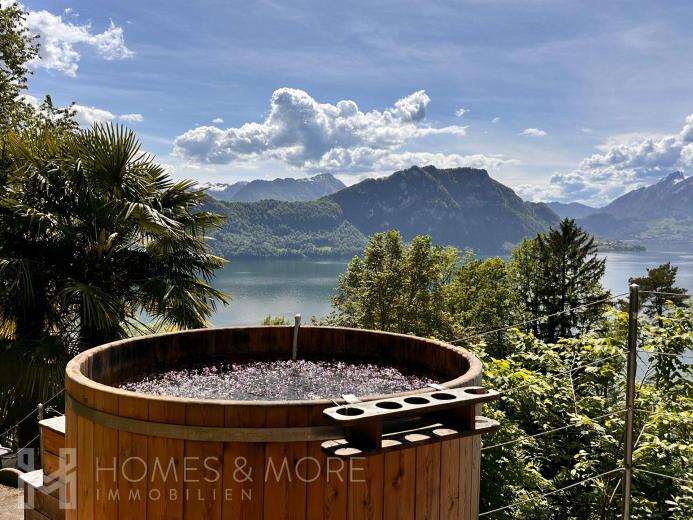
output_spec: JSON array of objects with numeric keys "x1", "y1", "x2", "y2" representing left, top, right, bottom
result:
[{"x1": 66, "y1": 394, "x2": 343, "y2": 442}]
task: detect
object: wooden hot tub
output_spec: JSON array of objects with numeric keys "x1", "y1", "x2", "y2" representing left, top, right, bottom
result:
[{"x1": 63, "y1": 326, "x2": 497, "y2": 520}]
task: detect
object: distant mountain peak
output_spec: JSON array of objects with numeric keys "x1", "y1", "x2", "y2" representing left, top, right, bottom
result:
[
  {"x1": 391, "y1": 165, "x2": 493, "y2": 185},
  {"x1": 661, "y1": 171, "x2": 685, "y2": 184},
  {"x1": 328, "y1": 164, "x2": 558, "y2": 254},
  {"x1": 200, "y1": 182, "x2": 238, "y2": 192},
  {"x1": 204, "y1": 173, "x2": 345, "y2": 202},
  {"x1": 420, "y1": 165, "x2": 490, "y2": 176},
  {"x1": 547, "y1": 201, "x2": 598, "y2": 220},
  {"x1": 309, "y1": 173, "x2": 340, "y2": 181},
  {"x1": 576, "y1": 170, "x2": 693, "y2": 242}
]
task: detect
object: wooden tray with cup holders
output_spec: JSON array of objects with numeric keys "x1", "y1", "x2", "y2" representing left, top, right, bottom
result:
[{"x1": 321, "y1": 386, "x2": 500, "y2": 457}]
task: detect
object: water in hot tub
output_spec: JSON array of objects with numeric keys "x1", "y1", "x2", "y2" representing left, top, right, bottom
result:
[{"x1": 119, "y1": 359, "x2": 440, "y2": 401}]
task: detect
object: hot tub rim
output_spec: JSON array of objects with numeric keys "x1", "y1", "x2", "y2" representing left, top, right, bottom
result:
[{"x1": 65, "y1": 325, "x2": 483, "y2": 409}]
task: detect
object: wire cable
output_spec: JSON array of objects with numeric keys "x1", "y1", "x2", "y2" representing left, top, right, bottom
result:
[
  {"x1": 0, "y1": 408, "x2": 39, "y2": 444},
  {"x1": 501, "y1": 353, "x2": 626, "y2": 396},
  {"x1": 639, "y1": 291, "x2": 690, "y2": 298},
  {"x1": 478, "y1": 468, "x2": 623, "y2": 517},
  {"x1": 635, "y1": 349, "x2": 693, "y2": 360},
  {"x1": 482, "y1": 409, "x2": 626, "y2": 451},
  {"x1": 634, "y1": 409, "x2": 693, "y2": 422},
  {"x1": 0, "y1": 388, "x2": 64, "y2": 443},
  {"x1": 448, "y1": 293, "x2": 628, "y2": 345},
  {"x1": 43, "y1": 388, "x2": 64, "y2": 406},
  {"x1": 635, "y1": 468, "x2": 693, "y2": 486},
  {"x1": 17, "y1": 434, "x2": 40, "y2": 453}
]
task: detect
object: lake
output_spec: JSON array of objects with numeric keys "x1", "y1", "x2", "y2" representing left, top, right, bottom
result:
[{"x1": 210, "y1": 250, "x2": 693, "y2": 327}]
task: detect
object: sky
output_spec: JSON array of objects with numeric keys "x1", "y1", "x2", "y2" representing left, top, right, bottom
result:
[{"x1": 12, "y1": 0, "x2": 693, "y2": 206}]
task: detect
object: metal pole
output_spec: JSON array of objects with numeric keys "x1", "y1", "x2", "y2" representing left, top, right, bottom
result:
[
  {"x1": 622, "y1": 283, "x2": 639, "y2": 520},
  {"x1": 292, "y1": 314, "x2": 301, "y2": 361}
]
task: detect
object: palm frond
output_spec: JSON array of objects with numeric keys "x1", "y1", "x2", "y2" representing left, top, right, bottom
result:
[{"x1": 55, "y1": 279, "x2": 124, "y2": 333}]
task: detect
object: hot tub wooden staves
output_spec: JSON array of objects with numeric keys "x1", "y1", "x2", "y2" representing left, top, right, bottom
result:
[{"x1": 61, "y1": 326, "x2": 495, "y2": 520}]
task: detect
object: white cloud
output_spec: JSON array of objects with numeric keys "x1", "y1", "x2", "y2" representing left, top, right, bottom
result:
[
  {"x1": 73, "y1": 104, "x2": 116, "y2": 126},
  {"x1": 331, "y1": 154, "x2": 518, "y2": 187},
  {"x1": 119, "y1": 113, "x2": 144, "y2": 123},
  {"x1": 455, "y1": 108, "x2": 468, "y2": 118},
  {"x1": 521, "y1": 128, "x2": 547, "y2": 137},
  {"x1": 521, "y1": 113, "x2": 693, "y2": 205},
  {"x1": 14, "y1": 3, "x2": 133, "y2": 77},
  {"x1": 173, "y1": 88, "x2": 481, "y2": 174},
  {"x1": 73, "y1": 105, "x2": 143, "y2": 127},
  {"x1": 211, "y1": 117, "x2": 224, "y2": 124},
  {"x1": 370, "y1": 151, "x2": 518, "y2": 173},
  {"x1": 491, "y1": 117, "x2": 501, "y2": 124},
  {"x1": 581, "y1": 127, "x2": 593, "y2": 134}
]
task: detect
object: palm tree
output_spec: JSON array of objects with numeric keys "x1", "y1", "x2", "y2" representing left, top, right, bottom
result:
[{"x1": 0, "y1": 124, "x2": 228, "y2": 446}]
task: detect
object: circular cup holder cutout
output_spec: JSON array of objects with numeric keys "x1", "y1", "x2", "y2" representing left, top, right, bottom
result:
[
  {"x1": 337, "y1": 407, "x2": 364, "y2": 416},
  {"x1": 404, "y1": 396, "x2": 430, "y2": 405},
  {"x1": 463, "y1": 387, "x2": 489, "y2": 395},
  {"x1": 430, "y1": 392, "x2": 456, "y2": 401},
  {"x1": 376, "y1": 401, "x2": 403, "y2": 410}
]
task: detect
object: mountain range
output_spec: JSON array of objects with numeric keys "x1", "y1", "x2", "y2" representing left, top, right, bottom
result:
[
  {"x1": 205, "y1": 166, "x2": 560, "y2": 258},
  {"x1": 547, "y1": 201, "x2": 597, "y2": 220},
  {"x1": 549, "y1": 171, "x2": 693, "y2": 243},
  {"x1": 328, "y1": 166, "x2": 558, "y2": 254},
  {"x1": 202, "y1": 173, "x2": 345, "y2": 202}
]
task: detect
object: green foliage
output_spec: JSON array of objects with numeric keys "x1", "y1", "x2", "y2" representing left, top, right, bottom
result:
[
  {"x1": 447, "y1": 255, "x2": 521, "y2": 356},
  {"x1": 329, "y1": 220, "x2": 609, "y2": 347},
  {"x1": 509, "y1": 219, "x2": 609, "y2": 342},
  {"x1": 477, "y1": 305, "x2": 692, "y2": 519},
  {"x1": 325, "y1": 232, "x2": 522, "y2": 340},
  {"x1": 328, "y1": 226, "x2": 692, "y2": 518},
  {"x1": 630, "y1": 262, "x2": 689, "y2": 318},
  {"x1": 326, "y1": 231, "x2": 458, "y2": 337},
  {"x1": 0, "y1": 5, "x2": 77, "y2": 136},
  {"x1": 0, "y1": 125, "x2": 228, "y2": 444},
  {"x1": 0, "y1": 2, "x2": 37, "y2": 134},
  {"x1": 203, "y1": 198, "x2": 367, "y2": 258},
  {"x1": 0, "y1": 124, "x2": 229, "y2": 342},
  {"x1": 261, "y1": 314, "x2": 290, "y2": 325}
]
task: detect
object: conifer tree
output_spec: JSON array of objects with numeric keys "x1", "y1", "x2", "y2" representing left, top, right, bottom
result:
[
  {"x1": 511, "y1": 219, "x2": 608, "y2": 342},
  {"x1": 629, "y1": 262, "x2": 689, "y2": 318}
]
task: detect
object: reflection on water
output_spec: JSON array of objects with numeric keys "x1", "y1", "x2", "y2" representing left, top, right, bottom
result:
[
  {"x1": 211, "y1": 250, "x2": 693, "y2": 327},
  {"x1": 600, "y1": 249, "x2": 693, "y2": 296},
  {"x1": 210, "y1": 259, "x2": 348, "y2": 326},
  {"x1": 600, "y1": 249, "x2": 693, "y2": 375}
]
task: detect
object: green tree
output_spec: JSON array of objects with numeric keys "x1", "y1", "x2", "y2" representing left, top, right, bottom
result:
[
  {"x1": 0, "y1": 2, "x2": 37, "y2": 134},
  {"x1": 446, "y1": 255, "x2": 521, "y2": 356},
  {"x1": 629, "y1": 262, "x2": 689, "y2": 319},
  {"x1": 328, "y1": 231, "x2": 458, "y2": 337},
  {"x1": 326, "y1": 229, "x2": 693, "y2": 518},
  {"x1": 0, "y1": 125, "x2": 228, "y2": 443},
  {"x1": 508, "y1": 238, "x2": 542, "y2": 326},
  {"x1": 510, "y1": 219, "x2": 608, "y2": 342},
  {"x1": 0, "y1": 3, "x2": 77, "y2": 139},
  {"x1": 261, "y1": 314, "x2": 290, "y2": 325},
  {"x1": 478, "y1": 305, "x2": 693, "y2": 519}
]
